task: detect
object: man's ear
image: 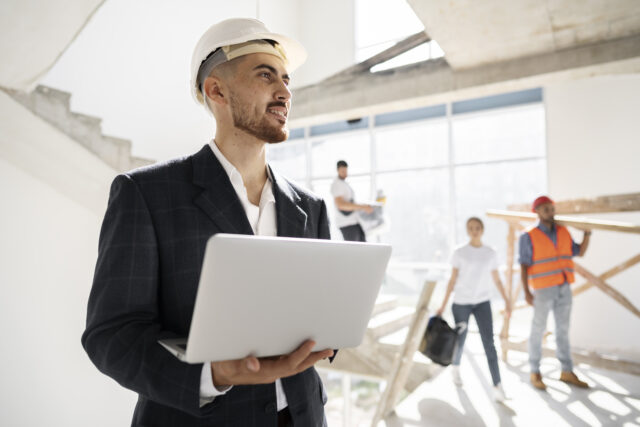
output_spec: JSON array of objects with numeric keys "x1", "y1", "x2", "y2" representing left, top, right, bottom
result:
[{"x1": 203, "y1": 76, "x2": 226, "y2": 106}]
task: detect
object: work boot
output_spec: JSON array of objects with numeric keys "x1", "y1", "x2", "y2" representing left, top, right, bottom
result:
[
  {"x1": 530, "y1": 373, "x2": 546, "y2": 390},
  {"x1": 560, "y1": 371, "x2": 590, "y2": 388}
]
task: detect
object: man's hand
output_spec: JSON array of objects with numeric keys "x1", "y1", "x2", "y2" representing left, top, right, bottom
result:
[
  {"x1": 436, "y1": 307, "x2": 444, "y2": 317},
  {"x1": 362, "y1": 204, "x2": 374, "y2": 214},
  {"x1": 211, "y1": 340, "x2": 333, "y2": 387},
  {"x1": 525, "y1": 291, "x2": 534, "y2": 306}
]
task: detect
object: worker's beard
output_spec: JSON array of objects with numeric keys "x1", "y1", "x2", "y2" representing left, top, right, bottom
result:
[{"x1": 230, "y1": 93, "x2": 289, "y2": 143}]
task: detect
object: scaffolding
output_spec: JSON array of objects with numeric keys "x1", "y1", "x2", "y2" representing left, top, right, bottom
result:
[{"x1": 487, "y1": 192, "x2": 640, "y2": 376}]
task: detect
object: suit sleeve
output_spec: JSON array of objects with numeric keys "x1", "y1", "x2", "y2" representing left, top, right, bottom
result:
[
  {"x1": 317, "y1": 199, "x2": 331, "y2": 240},
  {"x1": 81, "y1": 174, "x2": 218, "y2": 417}
]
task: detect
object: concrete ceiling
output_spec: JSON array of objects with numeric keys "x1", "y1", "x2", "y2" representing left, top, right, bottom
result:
[
  {"x1": 291, "y1": 0, "x2": 640, "y2": 125},
  {"x1": 0, "y1": 0, "x2": 104, "y2": 91},
  {"x1": 408, "y1": 0, "x2": 640, "y2": 69}
]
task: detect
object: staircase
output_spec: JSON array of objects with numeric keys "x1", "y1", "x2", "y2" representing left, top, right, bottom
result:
[
  {"x1": 316, "y1": 291, "x2": 437, "y2": 395},
  {"x1": 4, "y1": 85, "x2": 153, "y2": 172}
]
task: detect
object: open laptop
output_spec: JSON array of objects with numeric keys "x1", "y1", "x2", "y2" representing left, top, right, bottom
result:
[{"x1": 159, "y1": 233, "x2": 392, "y2": 363}]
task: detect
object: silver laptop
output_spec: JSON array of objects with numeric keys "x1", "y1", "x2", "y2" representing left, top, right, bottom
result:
[{"x1": 159, "y1": 233, "x2": 391, "y2": 363}]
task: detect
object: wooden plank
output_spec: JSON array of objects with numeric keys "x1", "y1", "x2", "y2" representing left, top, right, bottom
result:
[
  {"x1": 574, "y1": 262, "x2": 640, "y2": 318},
  {"x1": 504, "y1": 302, "x2": 528, "y2": 313},
  {"x1": 506, "y1": 254, "x2": 640, "y2": 313},
  {"x1": 508, "y1": 193, "x2": 640, "y2": 214},
  {"x1": 486, "y1": 209, "x2": 640, "y2": 234},
  {"x1": 372, "y1": 281, "x2": 437, "y2": 426},
  {"x1": 503, "y1": 339, "x2": 640, "y2": 376},
  {"x1": 573, "y1": 253, "x2": 640, "y2": 296},
  {"x1": 317, "y1": 344, "x2": 436, "y2": 391},
  {"x1": 500, "y1": 224, "x2": 516, "y2": 361}
]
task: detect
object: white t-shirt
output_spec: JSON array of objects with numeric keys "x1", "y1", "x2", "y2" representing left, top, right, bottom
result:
[
  {"x1": 330, "y1": 177, "x2": 359, "y2": 228},
  {"x1": 450, "y1": 243, "x2": 498, "y2": 305}
]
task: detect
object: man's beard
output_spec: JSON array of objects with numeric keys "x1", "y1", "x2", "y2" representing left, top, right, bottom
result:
[{"x1": 230, "y1": 93, "x2": 289, "y2": 143}]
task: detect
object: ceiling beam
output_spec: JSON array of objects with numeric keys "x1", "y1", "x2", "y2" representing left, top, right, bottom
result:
[
  {"x1": 290, "y1": 34, "x2": 640, "y2": 127},
  {"x1": 326, "y1": 31, "x2": 431, "y2": 82}
]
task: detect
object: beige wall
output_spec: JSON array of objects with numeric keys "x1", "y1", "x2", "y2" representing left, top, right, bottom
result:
[{"x1": 545, "y1": 74, "x2": 640, "y2": 361}]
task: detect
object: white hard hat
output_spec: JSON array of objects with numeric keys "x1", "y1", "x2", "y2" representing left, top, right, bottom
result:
[{"x1": 190, "y1": 18, "x2": 307, "y2": 105}]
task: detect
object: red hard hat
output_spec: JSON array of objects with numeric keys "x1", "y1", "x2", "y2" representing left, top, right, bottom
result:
[{"x1": 532, "y1": 196, "x2": 554, "y2": 212}]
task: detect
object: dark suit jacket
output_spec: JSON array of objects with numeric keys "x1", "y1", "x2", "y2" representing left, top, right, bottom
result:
[{"x1": 82, "y1": 144, "x2": 331, "y2": 426}]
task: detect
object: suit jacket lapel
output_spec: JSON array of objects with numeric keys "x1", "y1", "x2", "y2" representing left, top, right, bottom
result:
[
  {"x1": 269, "y1": 165, "x2": 308, "y2": 238},
  {"x1": 192, "y1": 144, "x2": 254, "y2": 235}
]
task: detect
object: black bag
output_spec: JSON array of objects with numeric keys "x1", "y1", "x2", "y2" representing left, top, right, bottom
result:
[{"x1": 419, "y1": 316, "x2": 460, "y2": 366}]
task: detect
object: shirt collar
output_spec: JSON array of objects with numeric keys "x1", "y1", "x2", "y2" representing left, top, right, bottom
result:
[
  {"x1": 537, "y1": 221, "x2": 555, "y2": 233},
  {"x1": 209, "y1": 139, "x2": 274, "y2": 202},
  {"x1": 209, "y1": 139, "x2": 240, "y2": 181}
]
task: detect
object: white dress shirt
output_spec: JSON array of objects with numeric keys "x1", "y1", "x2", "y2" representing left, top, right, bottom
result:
[{"x1": 199, "y1": 140, "x2": 288, "y2": 411}]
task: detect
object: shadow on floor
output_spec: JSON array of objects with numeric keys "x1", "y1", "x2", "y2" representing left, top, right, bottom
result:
[{"x1": 503, "y1": 357, "x2": 640, "y2": 426}]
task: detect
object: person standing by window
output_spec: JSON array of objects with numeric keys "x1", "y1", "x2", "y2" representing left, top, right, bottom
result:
[
  {"x1": 437, "y1": 217, "x2": 511, "y2": 402},
  {"x1": 330, "y1": 160, "x2": 373, "y2": 241}
]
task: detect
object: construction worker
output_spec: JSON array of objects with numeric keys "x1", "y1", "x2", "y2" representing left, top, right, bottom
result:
[{"x1": 520, "y1": 195, "x2": 592, "y2": 390}]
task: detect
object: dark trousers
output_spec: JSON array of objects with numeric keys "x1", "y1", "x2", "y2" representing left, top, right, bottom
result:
[
  {"x1": 452, "y1": 300, "x2": 501, "y2": 386},
  {"x1": 339, "y1": 224, "x2": 366, "y2": 242}
]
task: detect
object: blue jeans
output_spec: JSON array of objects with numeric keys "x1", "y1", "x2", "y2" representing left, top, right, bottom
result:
[
  {"x1": 452, "y1": 300, "x2": 501, "y2": 386},
  {"x1": 528, "y1": 282, "x2": 573, "y2": 373}
]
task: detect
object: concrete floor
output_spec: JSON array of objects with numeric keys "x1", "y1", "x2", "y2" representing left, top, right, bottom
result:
[{"x1": 382, "y1": 333, "x2": 640, "y2": 427}]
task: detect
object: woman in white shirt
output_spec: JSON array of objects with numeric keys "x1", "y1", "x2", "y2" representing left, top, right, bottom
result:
[{"x1": 436, "y1": 217, "x2": 512, "y2": 401}]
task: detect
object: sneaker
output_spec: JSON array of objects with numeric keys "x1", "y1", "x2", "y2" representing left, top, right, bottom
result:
[
  {"x1": 451, "y1": 365, "x2": 462, "y2": 386},
  {"x1": 530, "y1": 373, "x2": 546, "y2": 390},
  {"x1": 493, "y1": 383, "x2": 506, "y2": 402},
  {"x1": 560, "y1": 371, "x2": 590, "y2": 388}
]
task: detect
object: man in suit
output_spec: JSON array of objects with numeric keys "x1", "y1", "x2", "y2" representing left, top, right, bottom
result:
[{"x1": 82, "y1": 18, "x2": 334, "y2": 426}]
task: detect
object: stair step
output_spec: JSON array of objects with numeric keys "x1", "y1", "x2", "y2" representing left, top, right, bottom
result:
[
  {"x1": 371, "y1": 294, "x2": 398, "y2": 316},
  {"x1": 368, "y1": 306, "x2": 414, "y2": 339},
  {"x1": 6, "y1": 85, "x2": 154, "y2": 172},
  {"x1": 378, "y1": 326, "x2": 409, "y2": 346}
]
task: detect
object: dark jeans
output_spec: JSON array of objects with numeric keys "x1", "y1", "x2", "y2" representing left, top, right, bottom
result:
[
  {"x1": 452, "y1": 300, "x2": 501, "y2": 386},
  {"x1": 339, "y1": 224, "x2": 366, "y2": 242}
]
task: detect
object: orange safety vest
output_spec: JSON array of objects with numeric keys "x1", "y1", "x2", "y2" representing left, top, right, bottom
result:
[{"x1": 526, "y1": 225, "x2": 575, "y2": 290}]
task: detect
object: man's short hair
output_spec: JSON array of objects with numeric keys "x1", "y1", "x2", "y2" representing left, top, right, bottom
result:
[{"x1": 337, "y1": 160, "x2": 348, "y2": 169}]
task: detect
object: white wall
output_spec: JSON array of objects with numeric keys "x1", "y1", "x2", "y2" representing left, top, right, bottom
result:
[
  {"x1": 0, "y1": 93, "x2": 136, "y2": 425},
  {"x1": 545, "y1": 74, "x2": 640, "y2": 362},
  {"x1": 0, "y1": 158, "x2": 136, "y2": 426}
]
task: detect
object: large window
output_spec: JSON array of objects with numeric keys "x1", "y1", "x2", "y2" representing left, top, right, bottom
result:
[
  {"x1": 375, "y1": 119, "x2": 448, "y2": 171},
  {"x1": 266, "y1": 89, "x2": 547, "y2": 278},
  {"x1": 311, "y1": 133, "x2": 370, "y2": 178},
  {"x1": 452, "y1": 104, "x2": 546, "y2": 164},
  {"x1": 377, "y1": 169, "x2": 450, "y2": 262},
  {"x1": 267, "y1": 139, "x2": 307, "y2": 183}
]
